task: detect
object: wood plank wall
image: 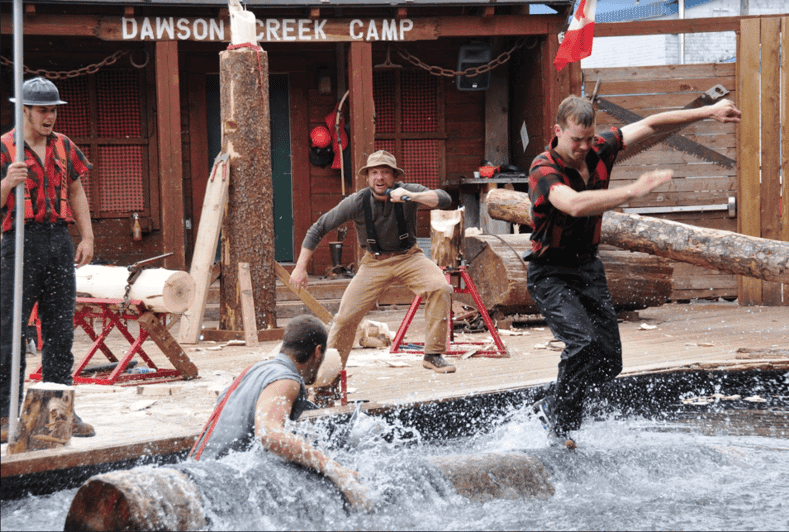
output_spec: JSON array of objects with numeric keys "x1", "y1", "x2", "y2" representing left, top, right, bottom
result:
[
  {"x1": 737, "y1": 17, "x2": 788, "y2": 306},
  {"x1": 583, "y1": 63, "x2": 740, "y2": 302}
]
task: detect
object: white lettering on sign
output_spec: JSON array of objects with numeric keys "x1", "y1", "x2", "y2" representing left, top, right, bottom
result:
[
  {"x1": 156, "y1": 17, "x2": 174, "y2": 39},
  {"x1": 121, "y1": 17, "x2": 412, "y2": 42}
]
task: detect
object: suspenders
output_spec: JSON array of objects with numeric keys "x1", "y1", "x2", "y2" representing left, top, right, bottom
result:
[{"x1": 361, "y1": 186, "x2": 410, "y2": 255}]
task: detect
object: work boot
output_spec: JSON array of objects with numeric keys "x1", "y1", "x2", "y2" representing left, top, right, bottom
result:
[
  {"x1": 1, "y1": 417, "x2": 8, "y2": 444},
  {"x1": 72, "y1": 414, "x2": 96, "y2": 438},
  {"x1": 422, "y1": 353, "x2": 456, "y2": 374},
  {"x1": 532, "y1": 396, "x2": 575, "y2": 449}
]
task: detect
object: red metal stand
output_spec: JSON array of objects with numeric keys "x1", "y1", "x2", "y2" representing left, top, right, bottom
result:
[
  {"x1": 28, "y1": 298, "x2": 185, "y2": 386},
  {"x1": 389, "y1": 266, "x2": 508, "y2": 357}
]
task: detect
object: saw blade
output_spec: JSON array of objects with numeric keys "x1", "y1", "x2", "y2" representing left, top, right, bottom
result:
[{"x1": 595, "y1": 84, "x2": 735, "y2": 169}]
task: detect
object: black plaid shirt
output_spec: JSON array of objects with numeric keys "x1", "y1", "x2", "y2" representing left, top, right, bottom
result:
[{"x1": 528, "y1": 127, "x2": 624, "y2": 255}]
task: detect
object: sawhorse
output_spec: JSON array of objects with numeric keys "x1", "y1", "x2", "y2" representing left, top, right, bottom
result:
[
  {"x1": 28, "y1": 297, "x2": 198, "y2": 386},
  {"x1": 389, "y1": 265, "x2": 508, "y2": 357}
]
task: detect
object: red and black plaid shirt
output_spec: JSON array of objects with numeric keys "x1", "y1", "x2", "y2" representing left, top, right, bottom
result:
[
  {"x1": 1, "y1": 131, "x2": 91, "y2": 231},
  {"x1": 528, "y1": 127, "x2": 624, "y2": 255}
]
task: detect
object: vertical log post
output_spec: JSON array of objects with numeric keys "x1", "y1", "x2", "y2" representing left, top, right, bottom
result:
[{"x1": 219, "y1": 45, "x2": 277, "y2": 332}]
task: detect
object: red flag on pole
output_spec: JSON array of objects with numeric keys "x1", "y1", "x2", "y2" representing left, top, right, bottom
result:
[{"x1": 553, "y1": 0, "x2": 597, "y2": 71}]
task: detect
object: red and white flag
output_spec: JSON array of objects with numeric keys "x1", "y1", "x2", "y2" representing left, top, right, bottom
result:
[{"x1": 553, "y1": 0, "x2": 597, "y2": 71}]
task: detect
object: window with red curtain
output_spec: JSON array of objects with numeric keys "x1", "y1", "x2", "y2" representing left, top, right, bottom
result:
[
  {"x1": 373, "y1": 69, "x2": 444, "y2": 189},
  {"x1": 56, "y1": 69, "x2": 150, "y2": 219}
]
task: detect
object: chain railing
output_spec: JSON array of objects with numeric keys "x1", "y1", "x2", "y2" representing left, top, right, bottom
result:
[
  {"x1": 395, "y1": 36, "x2": 538, "y2": 78},
  {"x1": 0, "y1": 49, "x2": 149, "y2": 80}
]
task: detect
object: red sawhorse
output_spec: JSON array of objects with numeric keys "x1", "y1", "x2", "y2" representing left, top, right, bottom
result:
[
  {"x1": 389, "y1": 265, "x2": 508, "y2": 357},
  {"x1": 28, "y1": 297, "x2": 198, "y2": 386}
]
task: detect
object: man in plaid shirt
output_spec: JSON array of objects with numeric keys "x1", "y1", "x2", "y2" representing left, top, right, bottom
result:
[{"x1": 528, "y1": 95, "x2": 741, "y2": 446}]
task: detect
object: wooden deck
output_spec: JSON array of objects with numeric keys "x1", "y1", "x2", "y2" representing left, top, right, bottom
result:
[{"x1": 1, "y1": 297, "x2": 787, "y2": 492}]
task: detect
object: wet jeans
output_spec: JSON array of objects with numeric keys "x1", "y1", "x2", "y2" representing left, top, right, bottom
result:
[
  {"x1": 1, "y1": 223, "x2": 76, "y2": 419},
  {"x1": 328, "y1": 245, "x2": 452, "y2": 367},
  {"x1": 527, "y1": 256, "x2": 622, "y2": 433}
]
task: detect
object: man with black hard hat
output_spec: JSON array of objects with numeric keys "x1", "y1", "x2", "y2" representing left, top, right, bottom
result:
[
  {"x1": 290, "y1": 150, "x2": 457, "y2": 374},
  {"x1": 1, "y1": 77, "x2": 96, "y2": 442}
]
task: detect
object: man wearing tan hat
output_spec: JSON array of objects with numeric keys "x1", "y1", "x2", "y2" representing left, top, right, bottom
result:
[{"x1": 290, "y1": 150, "x2": 456, "y2": 374}]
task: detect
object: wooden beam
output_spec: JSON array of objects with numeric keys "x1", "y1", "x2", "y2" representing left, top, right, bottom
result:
[
  {"x1": 737, "y1": 18, "x2": 762, "y2": 303},
  {"x1": 179, "y1": 154, "x2": 230, "y2": 344},
  {"x1": 760, "y1": 16, "x2": 782, "y2": 305},
  {"x1": 348, "y1": 41, "x2": 376, "y2": 265},
  {"x1": 155, "y1": 41, "x2": 186, "y2": 271},
  {"x1": 237, "y1": 262, "x2": 259, "y2": 347},
  {"x1": 782, "y1": 17, "x2": 789, "y2": 304},
  {"x1": 594, "y1": 15, "x2": 781, "y2": 37},
  {"x1": 138, "y1": 312, "x2": 199, "y2": 379},
  {"x1": 273, "y1": 262, "x2": 334, "y2": 325}
]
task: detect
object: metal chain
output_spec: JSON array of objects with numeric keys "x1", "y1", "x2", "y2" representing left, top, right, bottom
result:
[
  {"x1": 395, "y1": 37, "x2": 538, "y2": 78},
  {"x1": 0, "y1": 49, "x2": 139, "y2": 80}
]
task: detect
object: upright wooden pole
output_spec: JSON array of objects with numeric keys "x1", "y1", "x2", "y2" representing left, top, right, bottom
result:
[
  {"x1": 737, "y1": 18, "x2": 762, "y2": 304},
  {"x1": 219, "y1": 45, "x2": 277, "y2": 332},
  {"x1": 348, "y1": 41, "x2": 376, "y2": 265},
  {"x1": 155, "y1": 41, "x2": 186, "y2": 271}
]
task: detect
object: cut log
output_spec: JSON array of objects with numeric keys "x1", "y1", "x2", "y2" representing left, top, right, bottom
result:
[
  {"x1": 461, "y1": 235, "x2": 673, "y2": 315},
  {"x1": 76, "y1": 265, "x2": 196, "y2": 314},
  {"x1": 486, "y1": 188, "x2": 789, "y2": 284},
  {"x1": 430, "y1": 208, "x2": 465, "y2": 268},
  {"x1": 7, "y1": 383, "x2": 74, "y2": 455},
  {"x1": 64, "y1": 467, "x2": 206, "y2": 532}
]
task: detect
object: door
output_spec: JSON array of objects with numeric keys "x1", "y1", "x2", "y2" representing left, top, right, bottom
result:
[{"x1": 206, "y1": 73, "x2": 293, "y2": 262}]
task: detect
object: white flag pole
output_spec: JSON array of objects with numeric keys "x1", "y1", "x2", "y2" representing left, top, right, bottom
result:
[{"x1": 8, "y1": 0, "x2": 26, "y2": 442}]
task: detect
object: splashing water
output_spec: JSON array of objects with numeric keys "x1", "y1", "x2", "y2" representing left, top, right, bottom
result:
[{"x1": 2, "y1": 405, "x2": 788, "y2": 531}]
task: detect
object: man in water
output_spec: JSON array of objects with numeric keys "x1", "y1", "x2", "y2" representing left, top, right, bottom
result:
[{"x1": 191, "y1": 315, "x2": 371, "y2": 511}]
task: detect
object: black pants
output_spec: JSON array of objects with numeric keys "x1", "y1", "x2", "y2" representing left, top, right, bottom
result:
[
  {"x1": 527, "y1": 257, "x2": 622, "y2": 433},
  {"x1": 1, "y1": 224, "x2": 76, "y2": 419}
]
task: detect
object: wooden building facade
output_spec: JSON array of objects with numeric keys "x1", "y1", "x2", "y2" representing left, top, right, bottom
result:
[{"x1": 0, "y1": 0, "x2": 579, "y2": 276}]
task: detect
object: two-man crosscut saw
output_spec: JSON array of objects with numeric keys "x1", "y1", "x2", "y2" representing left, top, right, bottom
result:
[{"x1": 591, "y1": 83, "x2": 736, "y2": 169}]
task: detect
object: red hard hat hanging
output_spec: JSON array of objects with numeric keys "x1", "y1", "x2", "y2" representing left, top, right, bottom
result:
[{"x1": 310, "y1": 126, "x2": 332, "y2": 149}]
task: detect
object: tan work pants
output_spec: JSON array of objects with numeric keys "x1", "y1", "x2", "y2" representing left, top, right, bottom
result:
[{"x1": 328, "y1": 245, "x2": 452, "y2": 367}]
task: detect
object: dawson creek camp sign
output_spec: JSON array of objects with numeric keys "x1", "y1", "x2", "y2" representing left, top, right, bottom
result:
[{"x1": 99, "y1": 16, "x2": 437, "y2": 42}]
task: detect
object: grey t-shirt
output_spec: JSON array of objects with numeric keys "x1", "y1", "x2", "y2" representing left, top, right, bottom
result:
[
  {"x1": 301, "y1": 182, "x2": 452, "y2": 253},
  {"x1": 195, "y1": 353, "x2": 314, "y2": 460}
]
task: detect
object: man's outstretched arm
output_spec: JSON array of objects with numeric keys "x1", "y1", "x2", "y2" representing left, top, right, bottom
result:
[{"x1": 621, "y1": 99, "x2": 741, "y2": 148}]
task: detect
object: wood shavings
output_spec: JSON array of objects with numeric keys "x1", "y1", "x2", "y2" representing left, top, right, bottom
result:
[{"x1": 639, "y1": 323, "x2": 657, "y2": 330}]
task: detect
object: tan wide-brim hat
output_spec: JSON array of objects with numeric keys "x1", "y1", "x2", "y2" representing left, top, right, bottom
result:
[{"x1": 357, "y1": 150, "x2": 405, "y2": 178}]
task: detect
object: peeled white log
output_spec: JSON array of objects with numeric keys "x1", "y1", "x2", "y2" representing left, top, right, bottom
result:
[{"x1": 76, "y1": 265, "x2": 196, "y2": 313}]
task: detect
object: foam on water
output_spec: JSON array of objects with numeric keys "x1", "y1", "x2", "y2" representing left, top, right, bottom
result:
[{"x1": 2, "y1": 405, "x2": 788, "y2": 531}]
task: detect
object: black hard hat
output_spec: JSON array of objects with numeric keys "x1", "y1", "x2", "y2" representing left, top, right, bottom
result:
[{"x1": 8, "y1": 77, "x2": 67, "y2": 106}]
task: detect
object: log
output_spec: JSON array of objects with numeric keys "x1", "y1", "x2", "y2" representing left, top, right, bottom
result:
[
  {"x1": 76, "y1": 265, "x2": 196, "y2": 314},
  {"x1": 461, "y1": 235, "x2": 673, "y2": 315},
  {"x1": 430, "y1": 208, "x2": 465, "y2": 268},
  {"x1": 64, "y1": 467, "x2": 206, "y2": 532},
  {"x1": 238, "y1": 262, "x2": 259, "y2": 347},
  {"x1": 64, "y1": 452, "x2": 553, "y2": 530},
  {"x1": 219, "y1": 45, "x2": 277, "y2": 332},
  {"x1": 427, "y1": 453, "x2": 554, "y2": 501},
  {"x1": 7, "y1": 383, "x2": 74, "y2": 455},
  {"x1": 486, "y1": 188, "x2": 789, "y2": 284}
]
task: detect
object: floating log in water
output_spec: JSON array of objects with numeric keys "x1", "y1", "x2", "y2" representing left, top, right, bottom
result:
[
  {"x1": 64, "y1": 452, "x2": 554, "y2": 530},
  {"x1": 76, "y1": 265, "x2": 196, "y2": 314},
  {"x1": 485, "y1": 188, "x2": 789, "y2": 284},
  {"x1": 461, "y1": 234, "x2": 673, "y2": 315},
  {"x1": 427, "y1": 453, "x2": 554, "y2": 500},
  {"x1": 63, "y1": 467, "x2": 206, "y2": 532}
]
